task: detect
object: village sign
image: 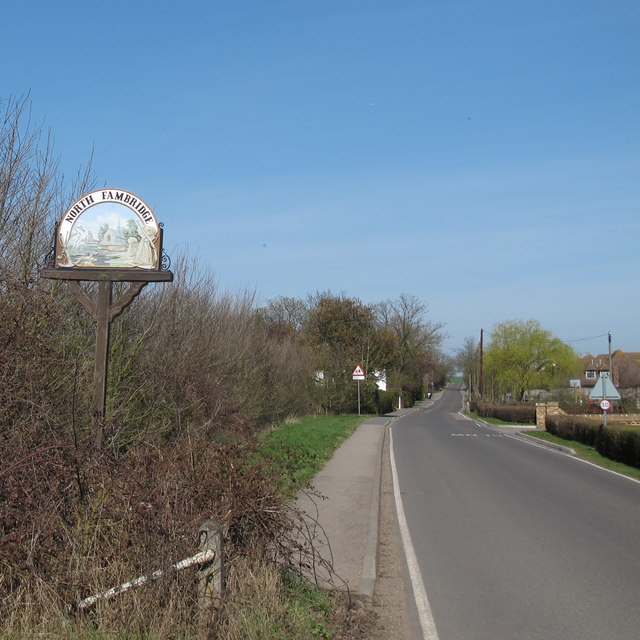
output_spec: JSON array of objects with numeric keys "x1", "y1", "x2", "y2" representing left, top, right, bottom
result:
[
  {"x1": 42, "y1": 189, "x2": 173, "y2": 447},
  {"x1": 55, "y1": 188, "x2": 163, "y2": 270}
]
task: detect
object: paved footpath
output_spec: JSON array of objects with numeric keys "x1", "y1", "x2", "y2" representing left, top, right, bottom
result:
[
  {"x1": 294, "y1": 403, "x2": 431, "y2": 597},
  {"x1": 294, "y1": 415, "x2": 389, "y2": 596}
]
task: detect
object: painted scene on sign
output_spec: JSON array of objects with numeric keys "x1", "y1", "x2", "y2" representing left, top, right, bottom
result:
[{"x1": 58, "y1": 202, "x2": 159, "y2": 269}]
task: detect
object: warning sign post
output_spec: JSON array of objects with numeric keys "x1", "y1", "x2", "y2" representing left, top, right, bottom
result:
[
  {"x1": 352, "y1": 365, "x2": 366, "y2": 414},
  {"x1": 589, "y1": 372, "x2": 620, "y2": 427}
]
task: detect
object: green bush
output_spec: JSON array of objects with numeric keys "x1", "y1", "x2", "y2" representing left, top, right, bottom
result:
[
  {"x1": 401, "y1": 390, "x2": 415, "y2": 410},
  {"x1": 546, "y1": 415, "x2": 599, "y2": 446},
  {"x1": 471, "y1": 400, "x2": 536, "y2": 424},
  {"x1": 546, "y1": 416, "x2": 640, "y2": 469},
  {"x1": 376, "y1": 390, "x2": 395, "y2": 415},
  {"x1": 374, "y1": 389, "x2": 415, "y2": 415},
  {"x1": 597, "y1": 426, "x2": 640, "y2": 469}
]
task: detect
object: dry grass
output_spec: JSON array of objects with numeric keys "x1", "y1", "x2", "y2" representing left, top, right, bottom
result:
[{"x1": 0, "y1": 425, "x2": 371, "y2": 639}]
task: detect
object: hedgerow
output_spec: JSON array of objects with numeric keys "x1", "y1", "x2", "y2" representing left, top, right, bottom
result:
[
  {"x1": 546, "y1": 416, "x2": 640, "y2": 469},
  {"x1": 470, "y1": 400, "x2": 536, "y2": 424}
]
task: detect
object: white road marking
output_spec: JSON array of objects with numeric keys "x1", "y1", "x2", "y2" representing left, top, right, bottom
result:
[
  {"x1": 389, "y1": 429, "x2": 440, "y2": 640},
  {"x1": 504, "y1": 433, "x2": 640, "y2": 485},
  {"x1": 451, "y1": 433, "x2": 503, "y2": 437}
]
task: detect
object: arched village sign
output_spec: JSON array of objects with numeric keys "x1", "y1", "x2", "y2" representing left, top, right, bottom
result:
[
  {"x1": 42, "y1": 189, "x2": 173, "y2": 447},
  {"x1": 55, "y1": 188, "x2": 163, "y2": 270}
]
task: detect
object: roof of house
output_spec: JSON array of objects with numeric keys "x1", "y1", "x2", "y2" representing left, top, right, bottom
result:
[
  {"x1": 582, "y1": 354, "x2": 610, "y2": 371},
  {"x1": 583, "y1": 351, "x2": 640, "y2": 369}
]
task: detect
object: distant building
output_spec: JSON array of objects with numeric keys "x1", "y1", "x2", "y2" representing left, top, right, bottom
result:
[
  {"x1": 581, "y1": 354, "x2": 610, "y2": 387},
  {"x1": 373, "y1": 370, "x2": 387, "y2": 391},
  {"x1": 582, "y1": 350, "x2": 640, "y2": 393}
]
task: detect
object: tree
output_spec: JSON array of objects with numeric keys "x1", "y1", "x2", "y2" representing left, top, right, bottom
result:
[
  {"x1": 0, "y1": 93, "x2": 93, "y2": 287},
  {"x1": 97, "y1": 222, "x2": 109, "y2": 241},
  {"x1": 484, "y1": 319, "x2": 579, "y2": 401},
  {"x1": 375, "y1": 294, "x2": 445, "y2": 399},
  {"x1": 455, "y1": 335, "x2": 480, "y2": 394},
  {"x1": 614, "y1": 352, "x2": 640, "y2": 388},
  {"x1": 304, "y1": 292, "x2": 380, "y2": 413},
  {"x1": 122, "y1": 218, "x2": 140, "y2": 240},
  {"x1": 258, "y1": 292, "x2": 447, "y2": 413},
  {"x1": 257, "y1": 295, "x2": 309, "y2": 340}
]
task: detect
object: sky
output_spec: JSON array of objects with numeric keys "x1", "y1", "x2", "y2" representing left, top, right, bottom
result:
[{"x1": 4, "y1": 0, "x2": 639, "y2": 357}]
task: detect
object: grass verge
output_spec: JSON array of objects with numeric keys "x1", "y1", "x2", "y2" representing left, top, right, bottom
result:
[
  {"x1": 218, "y1": 557, "x2": 342, "y2": 640},
  {"x1": 259, "y1": 414, "x2": 370, "y2": 498}
]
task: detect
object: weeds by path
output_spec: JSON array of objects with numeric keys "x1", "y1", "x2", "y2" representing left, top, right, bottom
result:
[{"x1": 0, "y1": 414, "x2": 373, "y2": 639}]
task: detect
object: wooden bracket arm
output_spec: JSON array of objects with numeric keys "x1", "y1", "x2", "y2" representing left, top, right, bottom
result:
[
  {"x1": 67, "y1": 280, "x2": 98, "y2": 322},
  {"x1": 109, "y1": 282, "x2": 148, "y2": 322}
]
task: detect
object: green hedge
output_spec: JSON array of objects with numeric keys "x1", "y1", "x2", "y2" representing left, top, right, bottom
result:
[
  {"x1": 375, "y1": 389, "x2": 415, "y2": 415},
  {"x1": 546, "y1": 416, "x2": 640, "y2": 469},
  {"x1": 471, "y1": 400, "x2": 536, "y2": 424},
  {"x1": 376, "y1": 390, "x2": 395, "y2": 415}
]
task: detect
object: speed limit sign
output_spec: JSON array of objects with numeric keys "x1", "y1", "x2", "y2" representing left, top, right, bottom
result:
[{"x1": 599, "y1": 399, "x2": 611, "y2": 411}]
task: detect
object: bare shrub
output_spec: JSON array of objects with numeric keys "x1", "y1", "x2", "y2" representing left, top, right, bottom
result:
[
  {"x1": 98, "y1": 252, "x2": 315, "y2": 450},
  {"x1": 0, "y1": 93, "x2": 94, "y2": 287},
  {"x1": 0, "y1": 429, "x2": 332, "y2": 632},
  {"x1": 0, "y1": 282, "x2": 94, "y2": 444}
]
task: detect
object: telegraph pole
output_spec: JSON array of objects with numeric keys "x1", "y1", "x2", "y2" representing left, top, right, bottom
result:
[{"x1": 478, "y1": 328, "x2": 484, "y2": 398}]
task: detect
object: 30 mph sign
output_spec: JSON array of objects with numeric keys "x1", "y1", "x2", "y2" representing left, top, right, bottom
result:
[{"x1": 599, "y1": 399, "x2": 611, "y2": 411}]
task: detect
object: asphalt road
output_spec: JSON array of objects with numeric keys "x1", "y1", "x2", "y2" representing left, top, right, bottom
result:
[{"x1": 391, "y1": 385, "x2": 640, "y2": 640}]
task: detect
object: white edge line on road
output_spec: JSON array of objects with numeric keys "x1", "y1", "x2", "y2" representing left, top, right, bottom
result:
[
  {"x1": 504, "y1": 432, "x2": 640, "y2": 486},
  {"x1": 567, "y1": 456, "x2": 640, "y2": 485},
  {"x1": 458, "y1": 390, "x2": 471, "y2": 419},
  {"x1": 389, "y1": 428, "x2": 440, "y2": 640}
]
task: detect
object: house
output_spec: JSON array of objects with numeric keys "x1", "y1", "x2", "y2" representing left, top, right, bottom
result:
[
  {"x1": 581, "y1": 354, "x2": 610, "y2": 388},
  {"x1": 581, "y1": 351, "x2": 640, "y2": 407}
]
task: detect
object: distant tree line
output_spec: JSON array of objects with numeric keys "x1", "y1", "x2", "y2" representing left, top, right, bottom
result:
[
  {"x1": 458, "y1": 319, "x2": 640, "y2": 407},
  {"x1": 259, "y1": 292, "x2": 450, "y2": 415}
]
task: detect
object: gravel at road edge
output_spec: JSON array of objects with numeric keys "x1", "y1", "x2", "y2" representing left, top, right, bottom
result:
[{"x1": 369, "y1": 426, "x2": 421, "y2": 640}]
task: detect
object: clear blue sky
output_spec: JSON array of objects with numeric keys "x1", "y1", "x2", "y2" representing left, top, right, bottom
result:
[{"x1": 5, "y1": 0, "x2": 639, "y2": 357}]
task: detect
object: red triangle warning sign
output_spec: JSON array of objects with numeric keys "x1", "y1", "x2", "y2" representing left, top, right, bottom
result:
[{"x1": 352, "y1": 364, "x2": 366, "y2": 379}]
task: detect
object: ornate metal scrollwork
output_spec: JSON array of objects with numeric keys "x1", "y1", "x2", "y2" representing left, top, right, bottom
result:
[
  {"x1": 161, "y1": 249, "x2": 171, "y2": 271},
  {"x1": 43, "y1": 240, "x2": 56, "y2": 269}
]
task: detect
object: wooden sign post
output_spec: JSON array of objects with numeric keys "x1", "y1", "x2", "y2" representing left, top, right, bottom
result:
[{"x1": 42, "y1": 189, "x2": 173, "y2": 447}]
